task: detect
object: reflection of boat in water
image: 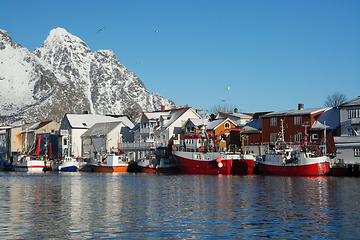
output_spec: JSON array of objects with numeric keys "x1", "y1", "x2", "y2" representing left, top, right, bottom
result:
[
  {"x1": 13, "y1": 136, "x2": 45, "y2": 173},
  {"x1": 172, "y1": 127, "x2": 255, "y2": 175},
  {"x1": 91, "y1": 154, "x2": 129, "y2": 172},
  {"x1": 258, "y1": 120, "x2": 330, "y2": 176}
]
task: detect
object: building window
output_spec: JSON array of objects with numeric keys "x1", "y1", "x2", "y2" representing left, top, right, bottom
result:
[
  {"x1": 63, "y1": 138, "x2": 67, "y2": 146},
  {"x1": 294, "y1": 116, "x2": 301, "y2": 125},
  {"x1": 355, "y1": 148, "x2": 360, "y2": 157},
  {"x1": 312, "y1": 134, "x2": 319, "y2": 140},
  {"x1": 270, "y1": 117, "x2": 277, "y2": 126},
  {"x1": 225, "y1": 123, "x2": 230, "y2": 128},
  {"x1": 348, "y1": 128, "x2": 358, "y2": 136},
  {"x1": 349, "y1": 109, "x2": 360, "y2": 119},
  {"x1": 270, "y1": 133, "x2": 277, "y2": 143},
  {"x1": 294, "y1": 132, "x2": 302, "y2": 142}
]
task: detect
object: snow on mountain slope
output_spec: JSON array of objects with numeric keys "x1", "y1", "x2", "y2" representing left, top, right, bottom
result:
[{"x1": 0, "y1": 28, "x2": 176, "y2": 125}]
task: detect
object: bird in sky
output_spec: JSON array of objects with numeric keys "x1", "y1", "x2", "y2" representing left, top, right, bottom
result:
[
  {"x1": 97, "y1": 27, "x2": 105, "y2": 33},
  {"x1": 155, "y1": 30, "x2": 159, "y2": 32},
  {"x1": 226, "y1": 85, "x2": 230, "y2": 90}
]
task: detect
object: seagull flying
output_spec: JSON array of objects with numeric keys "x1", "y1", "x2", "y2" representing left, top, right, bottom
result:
[
  {"x1": 226, "y1": 85, "x2": 230, "y2": 90},
  {"x1": 155, "y1": 30, "x2": 159, "y2": 32},
  {"x1": 97, "y1": 27, "x2": 105, "y2": 33}
]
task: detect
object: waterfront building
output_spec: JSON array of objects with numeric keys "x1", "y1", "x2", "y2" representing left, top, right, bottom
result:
[
  {"x1": 334, "y1": 96, "x2": 360, "y2": 164},
  {"x1": 58, "y1": 113, "x2": 134, "y2": 158}
]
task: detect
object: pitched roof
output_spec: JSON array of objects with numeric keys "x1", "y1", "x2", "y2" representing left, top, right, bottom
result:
[
  {"x1": 340, "y1": 96, "x2": 360, "y2": 107},
  {"x1": 261, "y1": 108, "x2": 328, "y2": 118},
  {"x1": 81, "y1": 122, "x2": 123, "y2": 137},
  {"x1": 143, "y1": 107, "x2": 201, "y2": 129},
  {"x1": 21, "y1": 121, "x2": 54, "y2": 133},
  {"x1": 311, "y1": 108, "x2": 340, "y2": 130},
  {"x1": 65, "y1": 114, "x2": 134, "y2": 129},
  {"x1": 243, "y1": 118, "x2": 262, "y2": 131},
  {"x1": 187, "y1": 118, "x2": 237, "y2": 130}
]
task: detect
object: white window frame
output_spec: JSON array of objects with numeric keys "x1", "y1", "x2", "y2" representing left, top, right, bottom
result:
[
  {"x1": 270, "y1": 117, "x2": 277, "y2": 126},
  {"x1": 312, "y1": 134, "x2": 319, "y2": 140},
  {"x1": 294, "y1": 132, "x2": 302, "y2": 142},
  {"x1": 349, "y1": 128, "x2": 358, "y2": 136},
  {"x1": 224, "y1": 122, "x2": 230, "y2": 129},
  {"x1": 355, "y1": 148, "x2": 360, "y2": 157},
  {"x1": 270, "y1": 133, "x2": 277, "y2": 143}
]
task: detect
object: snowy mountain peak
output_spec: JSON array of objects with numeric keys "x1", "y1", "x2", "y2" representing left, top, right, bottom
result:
[
  {"x1": 0, "y1": 29, "x2": 22, "y2": 50},
  {"x1": 0, "y1": 28, "x2": 177, "y2": 125},
  {"x1": 41, "y1": 27, "x2": 89, "y2": 50}
]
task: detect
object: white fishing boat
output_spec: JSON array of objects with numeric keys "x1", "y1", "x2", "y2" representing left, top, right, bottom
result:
[{"x1": 13, "y1": 136, "x2": 45, "y2": 173}]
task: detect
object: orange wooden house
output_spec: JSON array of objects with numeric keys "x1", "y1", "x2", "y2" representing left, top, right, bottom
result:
[{"x1": 183, "y1": 118, "x2": 238, "y2": 149}]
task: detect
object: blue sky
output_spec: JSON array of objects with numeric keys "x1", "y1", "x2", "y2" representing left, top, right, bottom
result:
[{"x1": 1, "y1": 0, "x2": 359, "y2": 113}]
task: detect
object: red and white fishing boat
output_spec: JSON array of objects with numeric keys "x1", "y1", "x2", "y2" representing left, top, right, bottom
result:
[
  {"x1": 258, "y1": 120, "x2": 330, "y2": 176},
  {"x1": 91, "y1": 146, "x2": 129, "y2": 172},
  {"x1": 138, "y1": 146, "x2": 180, "y2": 173},
  {"x1": 13, "y1": 136, "x2": 45, "y2": 173},
  {"x1": 172, "y1": 128, "x2": 255, "y2": 175}
]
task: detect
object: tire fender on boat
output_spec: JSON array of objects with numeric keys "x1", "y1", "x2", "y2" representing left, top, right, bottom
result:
[{"x1": 216, "y1": 157, "x2": 222, "y2": 168}]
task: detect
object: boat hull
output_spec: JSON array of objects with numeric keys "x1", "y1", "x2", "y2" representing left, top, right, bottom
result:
[
  {"x1": 92, "y1": 165, "x2": 128, "y2": 172},
  {"x1": 13, "y1": 161, "x2": 44, "y2": 173},
  {"x1": 230, "y1": 159, "x2": 254, "y2": 175},
  {"x1": 172, "y1": 151, "x2": 254, "y2": 175},
  {"x1": 258, "y1": 161, "x2": 330, "y2": 176},
  {"x1": 59, "y1": 165, "x2": 78, "y2": 172}
]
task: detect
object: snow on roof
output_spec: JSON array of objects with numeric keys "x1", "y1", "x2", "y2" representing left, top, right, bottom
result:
[
  {"x1": 82, "y1": 122, "x2": 123, "y2": 137},
  {"x1": 311, "y1": 108, "x2": 340, "y2": 130},
  {"x1": 227, "y1": 112, "x2": 252, "y2": 119},
  {"x1": 340, "y1": 96, "x2": 360, "y2": 107},
  {"x1": 261, "y1": 107, "x2": 327, "y2": 118},
  {"x1": 144, "y1": 111, "x2": 171, "y2": 121},
  {"x1": 21, "y1": 121, "x2": 53, "y2": 133},
  {"x1": 188, "y1": 118, "x2": 236, "y2": 130},
  {"x1": 66, "y1": 114, "x2": 134, "y2": 129},
  {"x1": 243, "y1": 118, "x2": 262, "y2": 131},
  {"x1": 162, "y1": 108, "x2": 191, "y2": 129}
]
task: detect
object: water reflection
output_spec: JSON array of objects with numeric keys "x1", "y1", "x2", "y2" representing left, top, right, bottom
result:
[{"x1": 0, "y1": 172, "x2": 359, "y2": 239}]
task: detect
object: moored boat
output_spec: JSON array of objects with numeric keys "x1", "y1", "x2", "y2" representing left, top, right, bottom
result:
[
  {"x1": 51, "y1": 156, "x2": 79, "y2": 172},
  {"x1": 257, "y1": 121, "x2": 330, "y2": 176},
  {"x1": 91, "y1": 154, "x2": 129, "y2": 172},
  {"x1": 138, "y1": 154, "x2": 181, "y2": 173},
  {"x1": 172, "y1": 128, "x2": 255, "y2": 175},
  {"x1": 13, "y1": 136, "x2": 45, "y2": 173},
  {"x1": 13, "y1": 155, "x2": 45, "y2": 173}
]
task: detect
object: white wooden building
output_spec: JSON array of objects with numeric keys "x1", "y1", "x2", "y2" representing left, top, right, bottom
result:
[
  {"x1": 58, "y1": 114, "x2": 134, "y2": 157},
  {"x1": 334, "y1": 96, "x2": 360, "y2": 164}
]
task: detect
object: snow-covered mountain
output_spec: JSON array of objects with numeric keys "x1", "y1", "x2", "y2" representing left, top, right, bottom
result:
[{"x1": 0, "y1": 28, "x2": 176, "y2": 125}]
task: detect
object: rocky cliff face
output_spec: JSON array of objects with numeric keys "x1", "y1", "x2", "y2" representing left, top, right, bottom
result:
[{"x1": 0, "y1": 28, "x2": 176, "y2": 125}]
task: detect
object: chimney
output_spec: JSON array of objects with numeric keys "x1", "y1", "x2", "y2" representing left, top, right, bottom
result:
[
  {"x1": 161, "y1": 105, "x2": 165, "y2": 112},
  {"x1": 234, "y1": 108, "x2": 238, "y2": 113},
  {"x1": 298, "y1": 104, "x2": 304, "y2": 110}
]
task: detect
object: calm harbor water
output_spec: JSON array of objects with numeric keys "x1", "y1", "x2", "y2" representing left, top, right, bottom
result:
[{"x1": 0, "y1": 172, "x2": 359, "y2": 239}]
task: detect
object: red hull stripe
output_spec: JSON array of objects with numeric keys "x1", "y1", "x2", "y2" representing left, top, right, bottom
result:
[
  {"x1": 259, "y1": 162, "x2": 330, "y2": 176},
  {"x1": 174, "y1": 155, "x2": 253, "y2": 175}
]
